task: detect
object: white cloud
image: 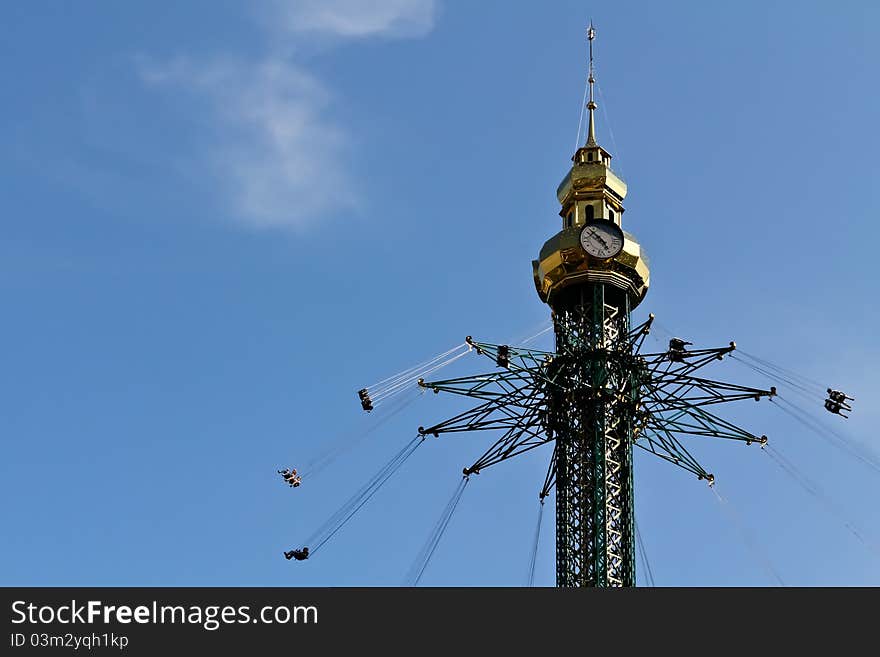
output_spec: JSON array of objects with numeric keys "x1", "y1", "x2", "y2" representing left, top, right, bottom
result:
[
  {"x1": 141, "y1": 56, "x2": 355, "y2": 230},
  {"x1": 270, "y1": 0, "x2": 436, "y2": 38},
  {"x1": 138, "y1": 1, "x2": 438, "y2": 230}
]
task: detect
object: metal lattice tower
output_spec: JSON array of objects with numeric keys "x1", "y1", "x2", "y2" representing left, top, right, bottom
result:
[{"x1": 550, "y1": 286, "x2": 636, "y2": 586}]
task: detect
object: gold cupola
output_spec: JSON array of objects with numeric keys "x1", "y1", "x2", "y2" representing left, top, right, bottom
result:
[{"x1": 532, "y1": 24, "x2": 650, "y2": 308}]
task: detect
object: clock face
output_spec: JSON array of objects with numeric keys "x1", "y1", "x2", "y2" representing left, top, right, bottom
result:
[{"x1": 579, "y1": 220, "x2": 624, "y2": 259}]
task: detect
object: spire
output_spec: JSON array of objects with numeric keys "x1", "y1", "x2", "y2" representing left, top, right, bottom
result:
[{"x1": 586, "y1": 22, "x2": 597, "y2": 147}]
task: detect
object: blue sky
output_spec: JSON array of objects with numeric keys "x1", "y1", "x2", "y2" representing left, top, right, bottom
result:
[{"x1": 2, "y1": 1, "x2": 879, "y2": 586}]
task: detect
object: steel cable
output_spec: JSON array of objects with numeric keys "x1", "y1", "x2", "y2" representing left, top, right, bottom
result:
[
  {"x1": 710, "y1": 485, "x2": 786, "y2": 586},
  {"x1": 527, "y1": 498, "x2": 546, "y2": 587},
  {"x1": 762, "y1": 445, "x2": 879, "y2": 555},
  {"x1": 635, "y1": 518, "x2": 656, "y2": 587},
  {"x1": 304, "y1": 435, "x2": 425, "y2": 555},
  {"x1": 405, "y1": 476, "x2": 470, "y2": 586}
]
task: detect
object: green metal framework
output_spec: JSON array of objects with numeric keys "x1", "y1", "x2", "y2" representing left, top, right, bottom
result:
[
  {"x1": 414, "y1": 283, "x2": 774, "y2": 587},
  {"x1": 550, "y1": 284, "x2": 635, "y2": 586}
]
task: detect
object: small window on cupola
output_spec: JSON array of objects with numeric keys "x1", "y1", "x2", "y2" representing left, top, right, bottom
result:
[
  {"x1": 587, "y1": 152, "x2": 594, "y2": 162},
  {"x1": 585, "y1": 205, "x2": 594, "y2": 221},
  {"x1": 566, "y1": 212, "x2": 573, "y2": 228},
  {"x1": 609, "y1": 210, "x2": 615, "y2": 222}
]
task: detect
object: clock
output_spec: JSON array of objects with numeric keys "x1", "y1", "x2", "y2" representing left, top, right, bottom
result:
[{"x1": 579, "y1": 219, "x2": 624, "y2": 259}]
